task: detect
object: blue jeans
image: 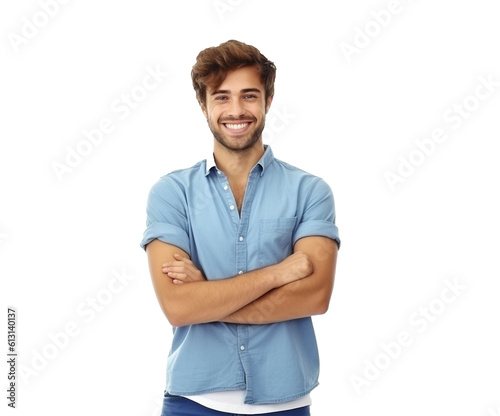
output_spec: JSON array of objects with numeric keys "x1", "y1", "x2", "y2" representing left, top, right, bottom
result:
[{"x1": 161, "y1": 394, "x2": 311, "y2": 416}]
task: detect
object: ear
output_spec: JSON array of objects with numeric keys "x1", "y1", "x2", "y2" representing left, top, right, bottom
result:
[{"x1": 265, "y1": 95, "x2": 274, "y2": 114}]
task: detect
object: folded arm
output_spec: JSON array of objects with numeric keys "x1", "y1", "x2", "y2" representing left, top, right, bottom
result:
[
  {"x1": 223, "y1": 236, "x2": 338, "y2": 324},
  {"x1": 159, "y1": 236, "x2": 338, "y2": 325},
  {"x1": 146, "y1": 239, "x2": 313, "y2": 327}
]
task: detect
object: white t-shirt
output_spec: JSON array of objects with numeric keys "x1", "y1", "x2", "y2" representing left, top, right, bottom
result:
[{"x1": 184, "y1": 390, "x2": 311, "y2": 414}]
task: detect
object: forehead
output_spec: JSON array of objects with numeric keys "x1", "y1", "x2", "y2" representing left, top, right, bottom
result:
[{"x1": 209, "y1": 66, "x2": 264, "y2": 93}]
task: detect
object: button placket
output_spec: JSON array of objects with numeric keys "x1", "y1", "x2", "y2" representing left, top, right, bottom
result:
[
  {"x1": 215, "y1": 170, "x2": 239, "y2": 223},
  {"x1": 234, "y1": 170, "x2": 259, "y2": 278}
]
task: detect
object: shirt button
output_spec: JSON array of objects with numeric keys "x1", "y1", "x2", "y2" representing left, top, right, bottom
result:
[
  {"x1": 240, "y1": 345, "x2": 245, "y2": 351},
  {"x1": 223, "y1": 185, "x2": 228, "y2": 191},
  {"x1": 229, "y1": 205, "x2": 235, "y2": 211},
  {"x1": 217, "y1": 170, "x2": 221, "y2": 175},
  {"x1": 238, "y1": 271, "x2": 243, "y2": 275},
  {"x1": 239, "y1": 236, "x2": 244, "y2": 242}
]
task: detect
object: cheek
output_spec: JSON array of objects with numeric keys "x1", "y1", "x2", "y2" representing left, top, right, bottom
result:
[
  {"x1": 208, "y1": 106, "x2": 222, "y2": 120},
  {"x1": 255, "y1": 102, "x2": 267, "y2": 116}
]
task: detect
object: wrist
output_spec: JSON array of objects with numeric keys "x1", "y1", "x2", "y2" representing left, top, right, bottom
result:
[{"x1": 266, "y1": 263, "x2": 285, "y2": 288}]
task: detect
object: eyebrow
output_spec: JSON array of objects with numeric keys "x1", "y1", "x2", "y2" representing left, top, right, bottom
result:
[{"x1": 210, "y1": 88, "x2": 262, "y2": 96}]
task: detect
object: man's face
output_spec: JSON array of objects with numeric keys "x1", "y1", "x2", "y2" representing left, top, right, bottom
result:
[{"x1": 202, "y1": 66, "x2": 272, "y2": 152}]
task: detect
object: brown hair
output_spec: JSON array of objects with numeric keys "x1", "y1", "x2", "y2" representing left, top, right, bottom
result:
[{"x1": 191, "y1": 40, "x2": 276, "y2": 108}]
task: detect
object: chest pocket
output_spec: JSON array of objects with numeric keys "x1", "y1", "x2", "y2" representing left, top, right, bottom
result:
[{"x1": 258, "y1": 217, "x2": 297, "y2": 267}]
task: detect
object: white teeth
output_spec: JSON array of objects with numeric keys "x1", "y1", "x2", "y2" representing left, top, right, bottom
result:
[{"x1": 225, "y1": 123, "x2": 248, "y2": 130}]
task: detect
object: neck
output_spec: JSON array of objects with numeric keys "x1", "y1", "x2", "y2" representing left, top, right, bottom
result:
[{"x1": 213, "y1": 140, "x2": 265, "y2": 180}]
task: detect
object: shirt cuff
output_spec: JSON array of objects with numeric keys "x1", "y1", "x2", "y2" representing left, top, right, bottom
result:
[
  {"x1": 293, "y1": 220, "x2": 340, "y2": 248},
  {"x1": 140, "y1": 222, "x2": 191, "y2": 254}
]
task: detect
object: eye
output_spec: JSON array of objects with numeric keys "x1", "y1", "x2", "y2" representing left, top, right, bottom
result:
[
  {"x1": 215, "y1": 95, "x2": 229, "y2": 101},
  {"x1": 243, "y1": 94, "x2": 258, "y2": 100}
]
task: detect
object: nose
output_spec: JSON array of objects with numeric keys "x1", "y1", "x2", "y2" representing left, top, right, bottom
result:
[{"x1": 227, "y1": 97, "x2": 244, "y2": 118}]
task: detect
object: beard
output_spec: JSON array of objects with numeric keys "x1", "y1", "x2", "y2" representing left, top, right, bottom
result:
[{"x1": 208, "y1": 115, "x2": 266, "y2": 153}]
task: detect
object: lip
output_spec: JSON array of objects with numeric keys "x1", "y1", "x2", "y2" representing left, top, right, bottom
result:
[{"x1": 221, "y1": 121, "x2": 253, "y2": 135}]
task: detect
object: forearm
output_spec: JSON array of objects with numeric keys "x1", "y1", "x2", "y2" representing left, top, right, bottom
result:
[
  {"x1": 160, "y1": 267, "x2": 280, "y2": 326},
  {"x1": 222, "y1": 275, "x2": 331, "y2": 324}
]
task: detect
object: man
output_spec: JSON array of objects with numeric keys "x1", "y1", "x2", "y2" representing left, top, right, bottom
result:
[{"x1": 141, "y1": 40, "x2": 340, "y2": 416}]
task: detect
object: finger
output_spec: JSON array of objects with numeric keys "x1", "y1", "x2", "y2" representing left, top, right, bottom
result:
[
  {"x1": 167, "y1": 272, "x2": 187, "y2": 279},
  {"x1": 173, "y1": 254, "x2": 194, "y2": 266},
  {"x1": 162, "y1": 259, "x2": 185, "y2": 267},
  {"x1": 162, "y1": 264, "x2": 186, "y2": 273}
]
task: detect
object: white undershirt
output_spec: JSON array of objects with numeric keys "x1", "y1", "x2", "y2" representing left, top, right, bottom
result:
[{"x1": 184, "y1": 390, "x2": 311, "y2": 414}]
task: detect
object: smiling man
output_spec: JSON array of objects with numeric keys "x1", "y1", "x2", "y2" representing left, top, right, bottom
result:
[{"x1": 141, "y1": 40, "x2": 340, "y2": 416}]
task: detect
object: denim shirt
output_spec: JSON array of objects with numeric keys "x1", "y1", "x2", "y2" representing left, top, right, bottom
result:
[{"x1": 140, "y1": 146, "x2": 340, "y2": 405}]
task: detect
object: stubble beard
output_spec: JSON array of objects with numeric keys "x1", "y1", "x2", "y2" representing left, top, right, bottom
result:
[{"x1": 209, "y1": 116, "x2": 266, "y2": 153}]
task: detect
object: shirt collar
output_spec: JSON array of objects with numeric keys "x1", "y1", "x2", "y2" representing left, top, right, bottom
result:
[
  {"x1": 205, "y1": 152, "x2": 217, "y2": 176},
  {"x1": 205, "y1": 145, "x2": 275, "y2": 177}
]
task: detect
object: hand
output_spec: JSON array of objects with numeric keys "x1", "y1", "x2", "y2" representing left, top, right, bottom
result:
[
  {"x1": 273, "y1": 251, "x2": 313, "y2": 286},
  {"x1": 162, "y1": 254, "x2": 205, "y2": 284}
]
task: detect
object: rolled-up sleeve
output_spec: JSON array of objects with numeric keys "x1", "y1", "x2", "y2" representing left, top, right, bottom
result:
[
  {"x1": 293, "y1": 178, "x2": 340, "y2": 248},
  {"x1": 140, "y1": 177, "x2": 191, "y2": 254}
]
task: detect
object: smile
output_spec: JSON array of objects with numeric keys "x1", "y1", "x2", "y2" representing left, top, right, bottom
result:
[
  {"x1": 225, "y1": 123, "x2": 249, "y2": 130},
  {"x1": 222, "y1": 122, "x2": 252, "y2": 133}
]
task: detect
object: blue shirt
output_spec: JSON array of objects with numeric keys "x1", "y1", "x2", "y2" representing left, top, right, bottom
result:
[{"x1": 140, "y1": 146, "x2": 340, "y2": 405}]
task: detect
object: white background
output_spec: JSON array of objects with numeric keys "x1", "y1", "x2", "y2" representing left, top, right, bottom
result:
[{"x1": 1, "y1": 0, "x2": 499, "y2": 415}]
